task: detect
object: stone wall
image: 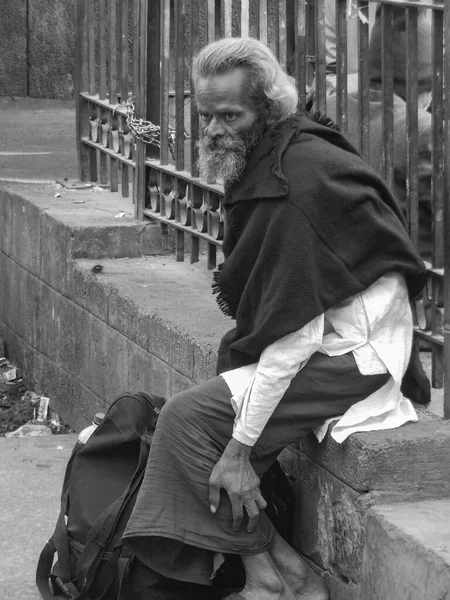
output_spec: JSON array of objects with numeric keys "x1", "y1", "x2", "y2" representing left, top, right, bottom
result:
[{"x1": 0, "y1": 0, "x2": 74, "y2": 99}]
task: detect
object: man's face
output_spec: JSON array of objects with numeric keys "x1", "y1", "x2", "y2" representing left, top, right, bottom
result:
[{"x1": 195, "y1": 68, "x2": 264, "y2": 184}]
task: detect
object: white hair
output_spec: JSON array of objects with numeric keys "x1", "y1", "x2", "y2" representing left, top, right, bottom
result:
[{"x1": 192, "y1": 37, "x2": 298, "y2": 125}]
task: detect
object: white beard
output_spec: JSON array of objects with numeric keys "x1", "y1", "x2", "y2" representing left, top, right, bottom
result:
[{"x1": 196, "y1": 126, "x2": 264, "y2": 185}]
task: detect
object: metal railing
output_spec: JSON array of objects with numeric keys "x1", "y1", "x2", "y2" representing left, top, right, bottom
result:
[{"x1": 74, "y1": 0, "x2": 449, "y2": 416}]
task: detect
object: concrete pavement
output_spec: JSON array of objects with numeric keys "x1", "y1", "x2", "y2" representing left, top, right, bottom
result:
[{"x1": 0, "y1": 434, "x2": 77, "y2": 599}]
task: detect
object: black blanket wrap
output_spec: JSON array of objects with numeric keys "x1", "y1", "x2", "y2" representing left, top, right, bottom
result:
[{"x1": 213, "y1": 113, "x2": 426, "y2": 372}]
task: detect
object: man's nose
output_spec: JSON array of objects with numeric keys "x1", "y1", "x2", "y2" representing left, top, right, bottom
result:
[{"x1": 206, "y1": 116, "x2": 225, "y2": 138}]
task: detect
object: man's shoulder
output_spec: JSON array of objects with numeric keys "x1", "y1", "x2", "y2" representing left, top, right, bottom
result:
[{"x1": 281, "y1": 116, "x2": 372, "y2": 181}]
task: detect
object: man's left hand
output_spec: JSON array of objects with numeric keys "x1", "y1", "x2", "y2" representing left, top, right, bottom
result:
[{"x1": 208, "y1": 438, "x2": 267, "y2": 532}]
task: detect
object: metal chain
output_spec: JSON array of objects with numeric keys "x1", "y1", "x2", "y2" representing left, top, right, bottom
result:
[{"x1": 114, "y1": 98, "x2": 176, "y2": 149}]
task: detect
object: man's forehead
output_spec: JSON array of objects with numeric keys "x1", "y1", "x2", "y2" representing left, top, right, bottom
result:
[{"x1": 195, "y1": 68, "x2": 249, "y2": 108}]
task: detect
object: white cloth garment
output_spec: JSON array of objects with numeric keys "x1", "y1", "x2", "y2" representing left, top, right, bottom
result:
[{"x1": 220, "y1": 272, "x2": 418, "y2": 445}]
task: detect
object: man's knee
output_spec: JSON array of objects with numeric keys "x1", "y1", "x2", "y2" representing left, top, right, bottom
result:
[{"x1": 158, "y1": 388, "x2": 196, "y2": 429}]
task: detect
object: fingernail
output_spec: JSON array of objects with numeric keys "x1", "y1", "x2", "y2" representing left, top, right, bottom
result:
[{"x1": 210, "y1": 505, "x2": 216, "y2": 514}]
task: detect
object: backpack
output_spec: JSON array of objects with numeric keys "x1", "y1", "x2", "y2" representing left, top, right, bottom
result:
[{"x1": 36, "y1": 391, "x2": 295, "y2": 600}]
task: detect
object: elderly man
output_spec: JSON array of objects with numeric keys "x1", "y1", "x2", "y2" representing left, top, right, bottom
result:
[{"x1": 123, "y1": 38, "x2": 426, "y2": 600}]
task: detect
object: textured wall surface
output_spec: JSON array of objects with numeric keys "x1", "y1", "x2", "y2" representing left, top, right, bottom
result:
[
  {"x1": 28, "y1": 0, "x2": 75, "y2": 99},
  {"x1": 0, "y1": 0, "x2": 74, "y2": 99},
  {"x1": 0, "y1": 0, "x2": 28, "y2": 97}
]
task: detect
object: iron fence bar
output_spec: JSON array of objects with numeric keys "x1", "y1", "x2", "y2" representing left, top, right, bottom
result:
[
  {"x1": 175, "y1": 0, "x2": 186, "y2": 172},
  {"x1": 75, "y1": 0, "x2": 90, "y2": 182},
  {"x1": 99, "y1": 0, "x2": 107, "y2": 100},
  {"x1": 88, "y1": 0, "x2": 96, "y2": 95},
  {"x1": 134, "y1": 0, "x2": 149, "y2": 219},
  {"x1": 335, "y1": 0, "x2": 348, "y2": 136},
  {"x1": 207, "y1": 0, "x2": 216, "y2": 43},
  {"x1": 190, "y1": 0, "x2": 201, "y2": 181},
  {"x1": 443, "y1": 0, "x2": 450, "y2": 417},
  {"x1": 295, "y1": 0, "x2": 307, "y2": 111},
  {"x1": 133, "y1": 0, "x2": 139, "y2": 99},
  {"x1": 119, "y1": 0, "x2": 129, "y2": 102},
  {"x1": 430, "y1": 9, "x2": 445, "y2": 388},
  {"x1": 221, "y1": 0, "x2": 232, "y2": 37},
  {"x1": 175, "y1": 0, "x2": 186, "y2": 262},
  {"x1": 160, "y1": 0, "x2": 171, "y2": 166},
  {"x1": 380, "y1": 3, "x2": 395, "y2": 189},
  {"x1": 259, "y1": 0, "x2": 268, "y2": 44},
  {"x1": 405, "y1": 6, "x2": 419, "y2": 249},
  {"x1": 241, "y1": 0, "x2": 250, "y2": 37},
  {"x1": 431, "y1": 9, "x2": 444, "y2": 269},
  {"x1": 314, "y1": 0, "x2": 327, "y2": 116},
  {"x1": 278, "y1": 0, "x2": 287, "y2": 70},
  {"x1": 109, "y1": 0, "x2": 118, "y2": 104},
  {"x1": 357, "y1": 0, "x2": 370, "y2": 162}
]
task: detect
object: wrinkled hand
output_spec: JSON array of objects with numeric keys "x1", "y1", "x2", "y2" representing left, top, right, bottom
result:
[{"x1": 209, "y1": 438, "x2": 267, "y2": 532}]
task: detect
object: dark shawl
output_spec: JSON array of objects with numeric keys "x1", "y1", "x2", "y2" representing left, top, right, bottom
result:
[{"x1": 214, "y1": 113, "x2": 426, "y2": 373}]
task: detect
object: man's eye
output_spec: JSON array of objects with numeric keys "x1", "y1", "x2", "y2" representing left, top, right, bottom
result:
[
  {"x1": 200, "y1": 113, "x2": 212, "y2": 123},
  {"x1": 224, "y1": 113, "x2": 237, "y2": 122}
]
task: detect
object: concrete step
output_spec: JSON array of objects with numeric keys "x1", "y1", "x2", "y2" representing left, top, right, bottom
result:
[{"x1": 360, "y1": 500, "x2": 450, "y2": 600}]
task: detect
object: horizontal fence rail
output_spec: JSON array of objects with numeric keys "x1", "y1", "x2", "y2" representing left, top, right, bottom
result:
[{"x1": 75, "y1": 0, "x2": 449, "y2": 416}]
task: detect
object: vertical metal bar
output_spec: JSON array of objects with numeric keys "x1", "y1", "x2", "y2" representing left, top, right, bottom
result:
[
  {"x1": 335, "y1": 0, "x2": 347, "y2": 136},
  {"x1": 431, "y1": 9, "x2": 444, "y2": 269},
  {"x1": 89, "y1": 145, "x2": 98, "y2": 181},
  {"x1": 191, "y1": 236, "x2": 200, "y2": 264},
  {"x1": 87, "y1": 0, "x2": 96, "y2": 95},
  {"x1": 99, "y1": 0, "x2": 107, "y2": 99},
  {"x1": 443, "y1": 0, "x2": 450, "y2": 418},
  {"x1": 207, "y1": 243, "x2": 217, "y2": 270},
  {"x1": 75, "y1": 0, "x2": 90, "y2": 181},
  {"x1": 405, "y1": 6, "x2": 419, "y2": 249},
  {"x1": 134, "y1": 0, "x2": 150, "y2": 219},
  {"x1": 259, "y1": 0, "x2": 268, "y2": 44},
  {"x1": 295, "y1": 0, "x2": 307, "y2": 111},
  {"x1": 160, "y1": 0, "x2": 171, "y2": 165},
  {"x1": 278, "y1": 0, "x2": 287, "y2": 70},
  {"x1": 120, "y1": 0, "x2": 129, "y2": 102},
  {"x1": 221, "y1": 0, "x2": 232, "y2": 37},
  {"x1": 190, "y1": 0, "x2": 201, "y2": 178},
  {"x1": 357, "y1": 0, "x2": 370, "y2": 162},
  {"x1": 100, "y1": 151, "x2": 108, "y2": 184},
  {"x1": 175, "y1": 0, "x2": 185, "y2": 172},
  {"x1": 176, "y1": 229, "x2": 185, "y2": 261},
  {"x1": 207, "y1": 0, "x2": 216, "y2": 43},
  {"x1": 146, "y1": 0, "x2": 161, "y2": 159},
  {"x1": 306, "y1": 0, "x2": 316, "y2": 86},
  {"x1": 132, "y1": 0, "x2": 140, "y2": 209},
  {"x1": 110, "y1": 158, "x2": 119, "y2": 191},
  {"x1": 380, "y1": 3, "x2": 394, "y2": 189},
  {"x1": 133, "y1": 0, "x2": 139, "y2": 100},
  {"x1": 241, "y1": 0, "x2": 250, "y2": 38},
  {"x1": 315, "y1": 0, "x2": 327, "y2": 116},
  {"x1": 122, "y1": 164, "x2": 129, "y2": 197},
  {"x1": 109, "y1": 0, "x2": 118, "y2": 103}
]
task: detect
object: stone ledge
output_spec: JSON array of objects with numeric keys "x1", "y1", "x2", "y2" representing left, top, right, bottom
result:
[
  {"x1": 360, "y1": 500, "x2": 450, "y2": 600},
  {"x1": 294, "y1": 412, "x2": 450, "y2": 500}
]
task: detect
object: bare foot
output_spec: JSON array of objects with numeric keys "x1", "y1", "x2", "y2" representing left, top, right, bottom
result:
[
  {"x1": 233, "y1": 551, "x2": 296, "y2": 600},
  {"x1": 269, "y1": 532, "x2": 329, "y2": 600}
]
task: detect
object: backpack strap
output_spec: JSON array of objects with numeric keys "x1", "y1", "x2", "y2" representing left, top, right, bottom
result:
[
  {"x1": 36, "y1": 447, "x2": 83, "y2": 600},
  {"x1": 73, "y1": 438, "x2": 150, "y2": 599},
  {"x1": 36, "y1": 539, "x2": 62, "y2": 600}
]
